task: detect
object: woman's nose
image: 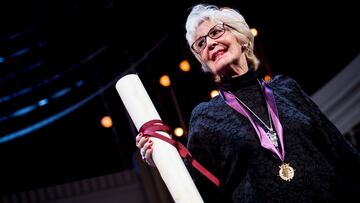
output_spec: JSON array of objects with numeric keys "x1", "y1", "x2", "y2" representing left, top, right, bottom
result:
[{"x1": 207, "y1": 38, "x2": 218, "y2": 50}]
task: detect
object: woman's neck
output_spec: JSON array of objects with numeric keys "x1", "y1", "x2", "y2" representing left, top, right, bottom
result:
[
  {"x1": 218, "y1": 63, "x2": 249, "y2": 78},
  {"x1": 219, "y1": 68, "x2": 258, "y2": 91}
]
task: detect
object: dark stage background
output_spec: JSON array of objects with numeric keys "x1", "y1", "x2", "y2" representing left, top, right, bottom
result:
[{"x1": 0, "y1": 0, "x2": 359, "y2": 195}]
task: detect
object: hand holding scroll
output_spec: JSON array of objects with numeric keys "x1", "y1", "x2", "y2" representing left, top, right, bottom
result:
[{"x1": 136, "y1": 132, "x2": 155, "y2": 167}]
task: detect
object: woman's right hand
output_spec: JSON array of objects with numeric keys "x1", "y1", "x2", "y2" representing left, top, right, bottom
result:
[{"x1": 135, "y1": 132, "x2": 155, "y2": 167}]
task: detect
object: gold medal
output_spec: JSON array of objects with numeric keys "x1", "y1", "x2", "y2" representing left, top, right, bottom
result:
[{"x1": 279, "y1": 163, "x2": 295, "y2": 181}]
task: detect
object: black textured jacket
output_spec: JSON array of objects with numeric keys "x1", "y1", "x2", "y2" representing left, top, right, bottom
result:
[{"x1": 186, "y1": 71, "x2": 360, "y2": 202}]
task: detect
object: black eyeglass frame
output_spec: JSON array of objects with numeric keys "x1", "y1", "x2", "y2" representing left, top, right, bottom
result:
[{"x1": 191, "y1": 23, "x2": 236, "y2": 54}]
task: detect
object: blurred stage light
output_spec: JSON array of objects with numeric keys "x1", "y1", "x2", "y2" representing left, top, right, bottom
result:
[
  {"x1": 174, "y1": 127, "x2": 184, "y2": 137},
  {"x1": 159, "y1": 75, "x2": 171, "y2": 87},
  {"x1": 210, "y1": 89, "x2": 219, "y2": 98},
  {"x1": 179, "y1": 60, "x2": 191, "y2": 72},
  {"x1": 250, "y1": 28, "x2": 258, "y2": 37},
  {"x1": 101, "y1": 116, "x2": 113, "y2": 128},
  {"x1": 264, "y1": 75, "x2": 271, "y2": 82},
  {"x1": 38, "y1": 99, "x2": 48, "y2": 106}
]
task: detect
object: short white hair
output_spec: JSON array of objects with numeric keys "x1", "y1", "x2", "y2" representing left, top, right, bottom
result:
[{"x1": 185, "y1": 4, "x2": 259, "y2": 72}]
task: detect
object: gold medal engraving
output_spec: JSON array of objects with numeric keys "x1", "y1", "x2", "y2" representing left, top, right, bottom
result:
[{"x1": 279, "y1": 163, "x2": 295, "y2": 181}]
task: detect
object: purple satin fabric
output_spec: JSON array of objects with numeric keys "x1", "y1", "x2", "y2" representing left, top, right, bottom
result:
[{"x1": 220, "y1": 80, "x2": 285, "y2": 161}]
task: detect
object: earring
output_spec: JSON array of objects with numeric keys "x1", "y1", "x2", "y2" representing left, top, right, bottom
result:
[{"x1": 241, "y1": 44, "x2": 248, "y2": 51}]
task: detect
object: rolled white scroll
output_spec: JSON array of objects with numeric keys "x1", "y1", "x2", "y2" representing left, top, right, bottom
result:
[{"x1": 115, "y1": 74, "x2": 203, "y2": 203}]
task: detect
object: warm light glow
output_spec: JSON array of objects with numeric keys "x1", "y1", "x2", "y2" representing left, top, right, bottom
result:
[
  {"x1": 210, "y1": 89, "x2": 219, "y2": 98},
  {"x1": 174, "y1": 127, "x2": 184, "y2": 137},
  {"x1": 250, "y1": 28, "x2": 258, "y2": 37},
  {"x1": 159, "y1": 75, "x2": 171, "y2": 87},
  {"x1": 101, "y1": 116, "x2": 113, "y2": 128},
  {"x1": 264, "y1": 75, "x2": 271, "y2": 82},
  {"x1": 179, "y1": 60, "x2": 191, "y2": 72}
]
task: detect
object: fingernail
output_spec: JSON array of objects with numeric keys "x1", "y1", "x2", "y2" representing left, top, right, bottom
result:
[{"x1": 149, "y1": 140, "x2": 152, "y2": 143}]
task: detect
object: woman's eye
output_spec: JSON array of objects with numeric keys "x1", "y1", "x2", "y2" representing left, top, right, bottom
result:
[
  {"x1": 197, "y1": 38, "x2": 205, "y2": 47},
  {"x1": 210, "y1": 29, "x2": 221, "y2": 37}
]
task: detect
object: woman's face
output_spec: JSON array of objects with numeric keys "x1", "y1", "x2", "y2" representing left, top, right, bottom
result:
[{"x1": 195, "y1": 21, "x2": 248, "y2": 77}]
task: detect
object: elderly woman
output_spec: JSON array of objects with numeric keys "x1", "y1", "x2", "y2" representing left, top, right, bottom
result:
[{"x1": 136, "y1": 4, "x2": 360, "y2": 202}]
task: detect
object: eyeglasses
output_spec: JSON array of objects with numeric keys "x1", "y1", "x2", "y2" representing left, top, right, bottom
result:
[{"x1": 191, "y1": 23, "x2": 228, "y2": 54}]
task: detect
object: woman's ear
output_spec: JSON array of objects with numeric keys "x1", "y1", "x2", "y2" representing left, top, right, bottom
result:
[{"x1": 241, "y1": 44, "x2": 248, "y2": 51}]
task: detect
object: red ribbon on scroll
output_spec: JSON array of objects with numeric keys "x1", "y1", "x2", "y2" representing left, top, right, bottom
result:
[{"x1": 139, "y1": 119, "x2": 220, "y2": 187}]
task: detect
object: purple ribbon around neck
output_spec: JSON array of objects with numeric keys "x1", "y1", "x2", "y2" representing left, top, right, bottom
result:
[{"x1": 220, "y1": 80, "x2": 285, "y2": 161}]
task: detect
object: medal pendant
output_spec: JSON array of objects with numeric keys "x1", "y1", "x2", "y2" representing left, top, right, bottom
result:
[{"x1": 279, "y1": 163, "x2": 295, "y2": 181}]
